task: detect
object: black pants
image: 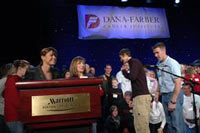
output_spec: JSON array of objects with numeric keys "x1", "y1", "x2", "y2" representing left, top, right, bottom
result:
[
  {"x1": 149, "y1": 122, "x2": 161, "y2": 133},
  {"x1": 0, "y1": 115, "x2": 10, "y2": 133}
]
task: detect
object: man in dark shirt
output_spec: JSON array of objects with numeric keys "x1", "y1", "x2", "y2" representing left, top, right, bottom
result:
[
  {"x1": 98, "y1": 64, "x2": 114, "y2": 130},
  {"x1": 119, "y1": 48, "x2": 152, "y2": 133}
]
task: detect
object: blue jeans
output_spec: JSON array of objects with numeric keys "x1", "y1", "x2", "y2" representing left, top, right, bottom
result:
[
  {"x1": 185, "y1": 123, "x2": 200, "y2": 133},
  {"x1": 7, "y1": 121, "x2": 23, "y2": 133},
  {"x1": 162, "y1": 90, "x2": 185, "y2": 133}
]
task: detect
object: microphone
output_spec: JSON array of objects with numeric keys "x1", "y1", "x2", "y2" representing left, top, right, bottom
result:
[{"x1": 144, "y1": 64, "x2": 168, "y2": 68}]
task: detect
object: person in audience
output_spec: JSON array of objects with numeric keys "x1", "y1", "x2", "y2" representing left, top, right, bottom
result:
[
  {"x1": 152, "y1": 42, "x2": 185, "y2": 133},
  {"x1": 108, "y1": 78, "x2": 123, "y2": 109},
  {"x1": 183, "y1": 83, "x2": 200, "y2": 133},
  {"x1": 100, "y1": 64, "x2": 114, "y2": 95},
  {"x1": 116, "y1": 63, "x2": 132, "y2": 96},
  {"x1": 0, "y1": 63, "x2": 15, "y2": 133},
  {"x1": 4, "y1": 60, "x2": 30, "y2": 133},
  {"x1": 25, "y1": 47, "x2": 60, "y2": 80},
  {"x1": 62, "y1": 69, "x2": 70, "y2": 79},
  {"x1": 85, "y1": 64, "x2": 93, "y2": 77},
  {"x1": 185, "y1": 66, "x2": 200, "y2": 95},
  {"x1": 104, "y1": 105, "x2": 121, "y2": 133},
  {"x1": 99, "y1": 64, "x2": 115, "y2": 123},
  {"x1": 195, "y1": 65, "x2": 200, "y2": 75},
  {"x1": 119, "y1": 91, "x2": 135, "y2": 133},
  {"x1": 90, "y1": 67, "x2": 96, "y2": 77},
  {"x1": 181, "y1": 64, "x2": 188, "y2": 77},
  {"x1": 119, "y1": 48, "x2": 151, "y2": 133},
  {"x1": 149, "y1": 92, "x2": 166, "y2": 133},
  {"x1": 192, "y1": 59, "x2": 200, "y2": 75},
  {"x1": 145, "y1": 69, "x2": 158, "y2": 95},
  {"x1": 64, "y1": 70, "x2": 70, "y2": 79}
]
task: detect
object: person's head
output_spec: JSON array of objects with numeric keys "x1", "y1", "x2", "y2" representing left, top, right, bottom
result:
[
  {"x1": 152, "y1": 42, "x2": 167, "y2": 62},
  {"x1": 110, "y1": 105, "x2": 118, "y2": 117},
  {"x1": 119, "y1": 48, "x2": 132, "y2": 63},
  {"x1": 0, "y1": 63, "x2": 16, "y2": 78},
  {"x1": 192, "y1": 59, "x2": 200, "y2": 74},
  {"x1": 104, "y1": 64, "x2": 112, "y2": 75},
  {"x1": 63, "y1": 70, "x2": 70, "y2": 79},
  {"x1": 181, "y1": 64, "x2": 187, "y2": 76},
  {"x1": 149, "y1": 71, "x2": 156, "y2": 78},
  {"x1": 183, "y1": 83, "x2": 192, "y2": 96},
  {"x1": 13, "y1": 60, "x2": 30, "y2": 78},
  {"x1": 112, "y1": 78, "x2": 119, "y2": 88},
  {"x1": 194, "y1": 66, "x2": 200, "y2": 75},
  {"x1": 40, "y1": 47, "x2": 57, "y2": 67},
  {"x1": 69, "y1": 56, "x2": 86, "y2": 77},
  {"x1": 185, "y1": 66, "x2": 196, "y2": 77},
  {"x1": 90, "y1": 67, "x2": 95, "y2": 75},
  {"x1": 85, "y1": 64, "x2": 90, "y2": 73},
  {"x1": 122, "y1": 62, "x2": 129, "y2": 70},
  {"x1": 145, "y1": 69, "x2": 151, "y2": 77},
  {"x1": 124, "y1": 91, "x2": 132, "y2": 103},
  {"x1": 153, "y1": 91, "x2": 160, "y2": 103}
]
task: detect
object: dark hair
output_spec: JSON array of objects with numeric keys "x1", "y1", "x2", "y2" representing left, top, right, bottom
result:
[
  {"x1": 183, "y1": 82, "x2": 193, "y2": 88},
  {"x1": 152, "y1": 42, "x2": 166, "y2": 50},
  {"x1": 124, "y1": 91, "x2": 132, "y2": 97},
  {"x1": 40, "y1": 47, "x2": 57, "y2": 57},
  {"x1": 109, "y1": 105, "x2": 118, "y2": 114},
  {"x1": 13, "y1": 60, "x2": 30, "y2": 69},
  {"x1": 40, "y1": 47, "x2": 57, "y2": 65},
  {"x1": 119, "y1": 48, "x2": 131, "y2": 57},
  {"x1": 62, "y1": 69, "x2": 70, "y2": 78}
]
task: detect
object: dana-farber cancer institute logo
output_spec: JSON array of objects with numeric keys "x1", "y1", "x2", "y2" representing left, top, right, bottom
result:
[{"x1": 85, "y1": 14, "x2": 100, "y2": 29}]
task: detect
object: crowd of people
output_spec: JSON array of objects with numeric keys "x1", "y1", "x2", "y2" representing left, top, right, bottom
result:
[{"x1": 0, "y1": 43, "x2": 200, "y2": 133}]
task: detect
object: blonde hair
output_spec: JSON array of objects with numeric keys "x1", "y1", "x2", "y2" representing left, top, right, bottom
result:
[
  {"x1": 69, "y1": 56, "x2": 86, "y2": 77},
  {"x1": 186, "y1": 66, "x2": 195, "y2": 76}
]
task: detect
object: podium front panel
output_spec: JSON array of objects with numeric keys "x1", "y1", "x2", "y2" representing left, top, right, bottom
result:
[{"x1": 18, "y1": 85, "x2": 101, "y2": 124}]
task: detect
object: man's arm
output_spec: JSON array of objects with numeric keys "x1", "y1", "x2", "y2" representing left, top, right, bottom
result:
[
  {"x1": 122, "y1": 60, "x2": 140, "y2": 81},
  {"x1": 171, "y1": 78, "x2": 181, "y2": 102},
  {"x1": 168, "y1": 77, "x2": 181, "y2": 111}
]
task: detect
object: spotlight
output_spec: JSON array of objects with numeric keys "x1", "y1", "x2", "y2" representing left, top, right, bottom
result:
[
  {"x1": 121, "y1": 0, "x2": 128, "y2": 2},
  {"x1": 175, "y1": 0, "x2": 180, "y2": 4}
]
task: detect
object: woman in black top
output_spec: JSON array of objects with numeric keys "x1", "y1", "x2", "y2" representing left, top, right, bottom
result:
[{"x1": 25, "y1": 47, "x2": 60, "y2": 80}]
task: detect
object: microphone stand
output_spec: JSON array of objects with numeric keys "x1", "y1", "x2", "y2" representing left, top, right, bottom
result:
[{"x1": 155, "y1": 66, "x2": 200, "y2": 133}]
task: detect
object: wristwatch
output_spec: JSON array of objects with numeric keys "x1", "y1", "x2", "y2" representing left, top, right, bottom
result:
[{"x1": 170, "y1": 100, "x2": 176, "y2": 104}]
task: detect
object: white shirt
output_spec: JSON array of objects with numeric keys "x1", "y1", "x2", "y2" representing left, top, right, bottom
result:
[
  {"x1": 146, "y1": 76, "x2": 158, "y2": 95},
  {"x1": 149, "y1": 101, "x2": 166, "y2": 129},
  {"x1": 183, "y1": 93, "x2": 200, "y2": 128},
  {"x1": 116, "y1": 71, "x2": 132, "y2": 95}
]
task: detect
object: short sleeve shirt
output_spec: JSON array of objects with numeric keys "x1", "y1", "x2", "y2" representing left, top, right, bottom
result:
[{"x1": 156, "y1": 56, "x2": 181, "y2": 93}]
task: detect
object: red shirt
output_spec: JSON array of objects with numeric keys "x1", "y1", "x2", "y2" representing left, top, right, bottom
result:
[
  {"x1": 184, "y1": 75, "x2": 200, "y2": 93},
  {"x1": 4, "y1": 75, "x2": 22, "y2": 122}
]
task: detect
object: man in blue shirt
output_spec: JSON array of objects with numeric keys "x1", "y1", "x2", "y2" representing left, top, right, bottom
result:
[{"x1": 152, "y1": 42, "x2": 185, "y2": 133}]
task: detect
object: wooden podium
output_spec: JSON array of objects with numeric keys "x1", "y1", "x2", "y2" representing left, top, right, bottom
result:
[{"x1": 16, "y1": 78, "x2": 103, "y2": 131}]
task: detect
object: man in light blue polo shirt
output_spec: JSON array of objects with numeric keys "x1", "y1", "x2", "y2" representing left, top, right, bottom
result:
[{"x1": 152, "y1": 42, "x2": 185, "y2": 133}]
